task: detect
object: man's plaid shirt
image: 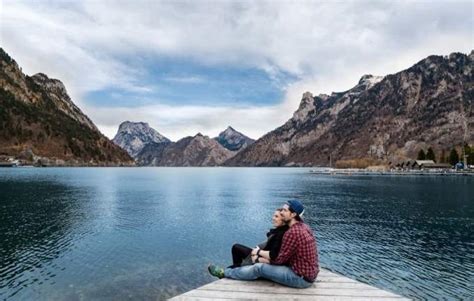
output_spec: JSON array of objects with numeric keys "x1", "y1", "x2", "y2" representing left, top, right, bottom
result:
[{"x1": 271, "y1": 222, "x2": 319, "y2": 282}]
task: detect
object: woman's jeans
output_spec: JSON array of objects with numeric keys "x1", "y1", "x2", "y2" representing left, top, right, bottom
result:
[{"x1": 224, "y1": 263, "x2": 313, "y2": 288}]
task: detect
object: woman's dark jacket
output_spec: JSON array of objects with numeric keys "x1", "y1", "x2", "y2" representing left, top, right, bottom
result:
[{"x1": 262, "y1": 225, "x2": 289, "y2": 260}]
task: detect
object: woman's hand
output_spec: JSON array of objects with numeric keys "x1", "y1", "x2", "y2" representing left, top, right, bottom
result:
[
  {"x1": 251, "y1": 254, "x2": 258, "y2": 263},
  {"x1": 256, "y1": 250, "x2": 270, "y2": 260}
]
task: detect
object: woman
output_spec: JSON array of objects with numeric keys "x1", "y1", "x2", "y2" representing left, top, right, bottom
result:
[{"x1": 227, "y1": 208, "x2": 289, "y2": 269}]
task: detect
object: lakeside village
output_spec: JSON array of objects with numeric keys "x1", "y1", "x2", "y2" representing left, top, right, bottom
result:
[
  {"x1": 310, "y1": 146, "x2": 474, "y2": 176},
  {"x1": 0, "y1": 148, "x2": 123, "y2": 168}
]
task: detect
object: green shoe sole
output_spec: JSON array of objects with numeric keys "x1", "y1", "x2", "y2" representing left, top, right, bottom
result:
[{"x1": 208, "y1": 264, "x2": 225, "y2": 279}]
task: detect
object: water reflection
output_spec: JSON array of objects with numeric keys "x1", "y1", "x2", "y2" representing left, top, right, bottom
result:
[{"x1": 0, "y1": 179, "x2": 82, "y2": 299}]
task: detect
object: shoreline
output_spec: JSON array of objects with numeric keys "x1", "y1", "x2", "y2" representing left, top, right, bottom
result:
[
  {"x1": 2, "y1": 165, "x2": 473, "y2": 176},
  {"x1": 309, "y1": 169, "x2": 474, "y2": 176}
]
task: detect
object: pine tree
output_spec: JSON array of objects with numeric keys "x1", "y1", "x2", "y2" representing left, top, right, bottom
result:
[
  {"x1": 464, "y1": 143, "x2": 473, "y2": 165},
  {"x1": 426, "y1": 147, "x2": 436, "y2": 162},
  {"x1": 417, "y1": 149, "x2": 426, "y2": 160},
  {"x1": 449, "y1": 148, "x2": 459, "y2": 166}
]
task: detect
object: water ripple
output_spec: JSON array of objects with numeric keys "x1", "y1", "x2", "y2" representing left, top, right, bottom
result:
[{"x1": 0, "y1": 168, "x2": 473, "y2": 300}]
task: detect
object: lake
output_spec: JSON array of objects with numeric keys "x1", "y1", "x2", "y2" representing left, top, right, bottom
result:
[{"x1": 0, "y1": 168, "x2": 473, "y2": 300}]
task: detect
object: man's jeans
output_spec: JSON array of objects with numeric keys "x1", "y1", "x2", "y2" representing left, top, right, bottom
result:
[{"x1": 224, "y1": 263, "x2": 313, "y2": 288}]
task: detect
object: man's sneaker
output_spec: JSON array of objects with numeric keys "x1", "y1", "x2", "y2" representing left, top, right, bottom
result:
[{"x1": 208, "y1": 264, "x2": 225, "y2": 279}]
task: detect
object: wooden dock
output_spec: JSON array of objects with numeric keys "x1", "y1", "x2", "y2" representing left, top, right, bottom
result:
[{"x1": 169, "y1": 268, "x2": 410, "y2": 300}]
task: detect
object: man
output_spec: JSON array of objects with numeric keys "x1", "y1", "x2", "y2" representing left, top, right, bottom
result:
[{"x1": 208, "y1": 200, "x2": 319, "y2": 288}]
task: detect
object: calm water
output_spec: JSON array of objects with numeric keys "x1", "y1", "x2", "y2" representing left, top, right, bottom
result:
[{"x1": 0, "y1": 168, "x2": 473, "y2": 300}]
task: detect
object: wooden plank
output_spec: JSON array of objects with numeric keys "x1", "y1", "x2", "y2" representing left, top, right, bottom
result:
[
  {"x1": 210, "y1": 280, "x2": 380, "y2": 290},
  {"x1": 194, "y1": 286, "x2": 403, "y2": 297},
  {"x1": 171, "y1": 296, "x2": 405, "y2": 301},
  {"x1": 175, "y1": 290, "x2": 409, "y2": 300},
  {"x1": 212, "y1": 277, "x2": 361, "y2": 285},
  {"x1": 200, "y1": 283, "x2": 386, "y2": 293}
]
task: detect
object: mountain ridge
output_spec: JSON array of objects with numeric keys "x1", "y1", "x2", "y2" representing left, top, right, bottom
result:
[
  {"x1": 137, "y1": 133, "x2": 234, "y2": 166},
  {"x1": 112, "y1": 122, "x2": 254, "y2": 166},
  {"x1": 0, "y1": 48, "x2": 134, "y2": 166},
  {"x1": 2, "y1": 47, "x2": 471, "y2": 167},
  {"x1": 225, "y1": 51, "x2": 473, "y2": 167}
]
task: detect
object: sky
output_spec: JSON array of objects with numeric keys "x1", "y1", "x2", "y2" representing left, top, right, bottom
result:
[{"x1": 1, "y1": 0, "x2": 473, "y2": 141}]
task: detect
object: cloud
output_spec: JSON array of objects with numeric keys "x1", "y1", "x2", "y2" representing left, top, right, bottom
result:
[
  {"x1": 163, "y1": 76, "x2": 206, "y2": 84},
  {"x1": 1, "y1": 0, "x2": 472, "y2": 140},
  {"x1": 87, "y1": 103, "x2": 286, "y2": 141}
]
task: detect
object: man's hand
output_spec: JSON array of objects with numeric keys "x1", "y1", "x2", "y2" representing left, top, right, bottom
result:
[{"x1": 251, "y1": 247, "x2": 260, "y2": 256}]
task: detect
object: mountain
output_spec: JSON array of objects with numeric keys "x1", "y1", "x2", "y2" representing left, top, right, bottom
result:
[
  {"x1": 137, "y1": 133, "x2": 235, "y2": 166},
  {"x1": 0, "y1": 48, "x2": 134, "y2": 166},
  {"x1": 214, "y1": 126, "x2": 255, "y2": 151},
  {"x1": 132, "y1": 125, "x2": 251, "y2": 166},
  {"x1": 113, "y1": 121, "x2": 170, "y2": 158},
  {"x1": 226, "y1": 51, "x2": 473, "y2": 167}
]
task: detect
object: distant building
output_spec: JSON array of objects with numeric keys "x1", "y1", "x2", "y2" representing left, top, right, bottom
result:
[
  {"x1": 413, "y1": 160, "x2": 435, "y2": 169},
  {"x1": 0, "y1": 157, "x2": 20, "y2": 167},
  {"x1": 421, "y1": 163, "x2": 452, "y2": 169},
  {"x1": 391, "y1": 159, "x2": 452, "y2": 170}
]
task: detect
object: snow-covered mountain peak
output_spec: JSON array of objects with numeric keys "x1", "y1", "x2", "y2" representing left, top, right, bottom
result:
[{"x1": 113, "y1": 121, "x2": 170, "y2": 158}]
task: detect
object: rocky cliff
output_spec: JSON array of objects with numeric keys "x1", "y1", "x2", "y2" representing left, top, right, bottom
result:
[
  {"x1": 113, "y1": 121, "x2": 170, "y2": 158},
  {"x1": 226, "y1": 51, "x2": 473, "y2": 167},
  {"x1": 214, "y1": 126, "x2": 255, "y2": 151},
  {"x1": 137, "y1": 133, "x2": 235, "y2": 166},
  {"x1": 0, "y1": 48, "x2": 134, "y2": 166}
]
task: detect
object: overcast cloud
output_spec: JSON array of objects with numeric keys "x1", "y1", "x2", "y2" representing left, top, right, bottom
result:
[{"x1": 1, "y1": 0, "x2": 472, "y2": 140}]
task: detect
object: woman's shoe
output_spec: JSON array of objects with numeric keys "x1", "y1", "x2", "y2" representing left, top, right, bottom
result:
[{"x1": 207, "y1": 264, "x2": 225, "y2": 279}]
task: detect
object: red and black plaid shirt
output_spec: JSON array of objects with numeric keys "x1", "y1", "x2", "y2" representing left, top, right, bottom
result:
[{"x1": 271, "y1": 222, "x2": 319, "y2": 282}]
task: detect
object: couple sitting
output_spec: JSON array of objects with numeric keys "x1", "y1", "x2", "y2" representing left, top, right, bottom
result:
[{"x1": 208, "y1": 200, "x2": 319, "y2": 288}]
